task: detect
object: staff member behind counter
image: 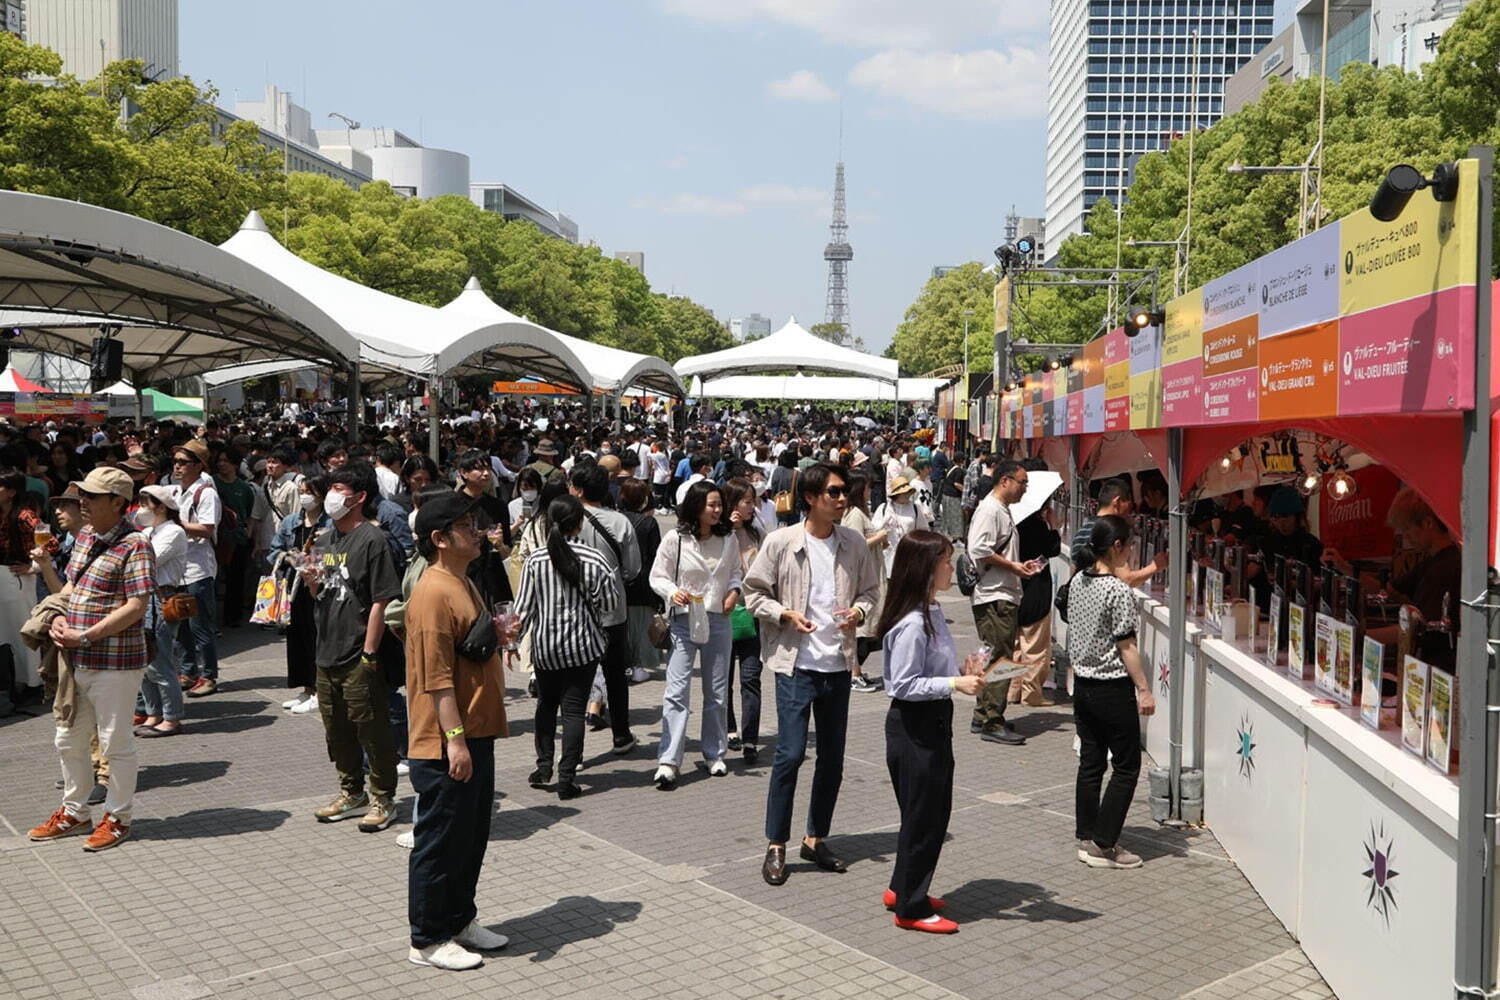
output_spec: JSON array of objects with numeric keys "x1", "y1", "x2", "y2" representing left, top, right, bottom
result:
[
  {"x1": 1244, "y1": 486, "x2": 1324, "y2": 611},
  {"x1": 1324, "y1": 486, "x2": 1460, "y2": 670}
]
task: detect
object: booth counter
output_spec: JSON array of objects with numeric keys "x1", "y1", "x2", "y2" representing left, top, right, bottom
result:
[{"x1": 1125, "y1": 584, "x2": 1467, "y2": 1000}]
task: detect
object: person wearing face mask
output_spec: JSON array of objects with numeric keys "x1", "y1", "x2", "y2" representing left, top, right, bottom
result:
[
  {"x1": 131, "y1": 486, "x2": 187, "y2": 737},
  {"x1": 269, "y1": 475, "x2": 329, "y2": 714},
  {"x1": 507, "y1": 468, "x2": 543, "y2": 538}
]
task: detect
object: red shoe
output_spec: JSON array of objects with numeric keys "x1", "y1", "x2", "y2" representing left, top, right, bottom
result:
[
  {"x1": 132, "y1": 714, "x2": 148, "y2": 726},
  {"x1": 894, "y1": 914, "x2": 959, "y2": 934},
  {"x1": 883, "y1": 889, "x2": 946, "y2": 912}
]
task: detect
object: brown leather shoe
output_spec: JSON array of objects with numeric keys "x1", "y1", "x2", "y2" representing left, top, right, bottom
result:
[{"x1": 762, "y1": 845, "x2": 788, "y2": 886}]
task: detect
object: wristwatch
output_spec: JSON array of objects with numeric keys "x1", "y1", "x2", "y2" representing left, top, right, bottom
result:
[{"x1": 78, "y1": 632, "x2": 92, "y2": 649}]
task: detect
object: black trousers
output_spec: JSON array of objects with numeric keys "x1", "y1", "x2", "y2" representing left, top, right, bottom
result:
[
  {"x1": 534, "y1": 664, "x2": 595, "y2": 780},
  {"x1": 885, "y1": 698, "x2": 955, "y2": 920},
  {"x1": 1073, "y1": 676, "x2": 1143, "y2": 849},
  {"x1": 408, "y1": 736, "x2": 495, "y2": 949},
  {"x1": 602, "y1": 623, "x2": 632, "y2": 743}
]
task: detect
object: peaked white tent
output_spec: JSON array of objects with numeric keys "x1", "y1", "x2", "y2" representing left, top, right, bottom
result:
[
  {"x1": 438, "y1": 278, "x2": 684, "y2": 398},
  {"x1": 675, "y1": 316, "x2": 899, "y2": 384},
  {"x1": 219, "y1": 212, "x2": 593, "y2": 392},
  {"x1": 691, "y1": 374, "x2": 942, "y2": 403}
]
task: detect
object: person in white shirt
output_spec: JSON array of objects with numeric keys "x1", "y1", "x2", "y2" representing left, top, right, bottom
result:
[
  {"x1": 133, "y1": 485, "x2": 188, "y2": 736},
  {"x1": 872, "y1": 477, "x2": 932, "y2": 580},
  {"x1": 648, "y1": 481, "x2": 741, "y2": 788},
  {"x1": 675, "y1": 455, "x2": 712, "y2": 506},
  {"x1": 173, "y1": 441, "x2": 222, "y2": 698},
  {"x1": 648, "y1": 443, "x2": 672, "y2": 511},
  {"x1": 373, "y1": 443, "x2": 402, "y2": 500}
]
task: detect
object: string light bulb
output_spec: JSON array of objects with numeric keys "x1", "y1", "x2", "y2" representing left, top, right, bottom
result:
[
  {"x1": 1296, "y1": 470, "x2": 1321, "y2": 497},
  {"x1": 1326, "y1": 468, "x2": 1357, "y2": 500}
]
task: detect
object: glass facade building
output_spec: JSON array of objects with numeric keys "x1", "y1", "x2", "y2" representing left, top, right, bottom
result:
[{"x1": 1046, "y1": 0, "x2": 1275, "y2": 244}]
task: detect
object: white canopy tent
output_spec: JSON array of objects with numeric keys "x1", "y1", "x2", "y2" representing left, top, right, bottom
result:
[
  {"x1": 675, "y1": 316, "x2": 899, "y2": 384},
  {"x1": 219, "y1": 212, "x2": 594, "y2": 392},
  {"x1": 0, "y1": 191, "x2": 360, "y2": 385},
  {"x1": 691, "y1": 373, "x2": 941, "y2": 403},
  {"x1": 437, "y1": 278, "x2": 684, "y2": 398}
]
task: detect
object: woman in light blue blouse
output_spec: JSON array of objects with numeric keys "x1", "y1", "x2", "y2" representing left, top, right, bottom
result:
[{"x1": 877, "y1": 529, "x2": 984, "y2": 934}]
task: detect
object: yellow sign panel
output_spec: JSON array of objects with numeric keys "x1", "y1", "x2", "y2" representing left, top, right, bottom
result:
[
  {"x1": 993, "y1": 276, "x2": 1010, "y2": 334},
  {"x1": 1130, "y1": 371, "x2": 1162, "y2": 429},
  {"x1": 1051, "y1": 368, "x2": 1067, "y2": 399},
  {"x1": 1105, "y1": 360, "x2": 1130, "y2": 398},
  {"x1": 1339, "y1": 158, "x2": 1479, "y2": 315},
  {"x1": 1163, "y1": 288, "x2": 1204, "y2": 367}
]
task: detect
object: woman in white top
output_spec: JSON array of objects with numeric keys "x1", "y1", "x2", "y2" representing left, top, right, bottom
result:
[
  {"x1": 841, "y1": 470, "x2": 886, "y2": 693},
  {"x1": 648, "y1": 480, "x2": 742, "y2": 788},
  {"x1": 134, "y1": 485, "x2": 189, "y2": 737},
  {"x1": 873, "y1": 476, "x2": 932, "y2": 579},
  {"x1": 648, "y1": 443, "x2": 672, "y2": 511}
]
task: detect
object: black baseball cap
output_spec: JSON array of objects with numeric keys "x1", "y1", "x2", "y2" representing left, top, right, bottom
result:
[{"x1": 413, "y1": 491, "x2": 478, "y2": 542}]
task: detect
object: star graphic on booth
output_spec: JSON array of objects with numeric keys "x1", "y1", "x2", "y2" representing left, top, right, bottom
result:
[
  {"x1": 1157, "y1": 658, "x2": 1170, "y2": 692},
  {"x1": 1235, "y1": 714, "x2": 1256, "y2": 778},
  {"x1": 1362, "y1": 821, "x2": 1400, "y2": 927}
]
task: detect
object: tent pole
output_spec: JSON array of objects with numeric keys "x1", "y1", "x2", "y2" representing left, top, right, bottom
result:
[
  {"x1": 428, "y1": 376, "x2": 440, "y2": 464},
  {"x1": 614, "y1": 390, "x2": 623, "y2": 435},
  {"x1": 348, "y1": 359, "x2": 362, "y2": 445},
  {"x1": 1455, "y1": 144, "x2": 1497, "y2": 1000},
  {"x1": 1166, "y1": 426, "x2": 1186, "y2": 824}
]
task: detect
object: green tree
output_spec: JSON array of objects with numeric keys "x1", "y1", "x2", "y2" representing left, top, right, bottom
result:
[{"x1": 887, "y1": 263, "x2": 996, "y2": 375}]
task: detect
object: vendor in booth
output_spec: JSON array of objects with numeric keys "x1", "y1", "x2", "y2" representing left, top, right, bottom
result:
[
  {"x1": 1244, "y1": 486, "x2": 1324, "y2": 609},
  {"x1": 1325, "y1": 487, "x2": 1460, "y2": 670}
]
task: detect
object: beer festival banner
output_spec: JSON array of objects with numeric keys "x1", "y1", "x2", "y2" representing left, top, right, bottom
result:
[{"x1": 1000, "y1": 158, "x2": 1481, "y2": 438}]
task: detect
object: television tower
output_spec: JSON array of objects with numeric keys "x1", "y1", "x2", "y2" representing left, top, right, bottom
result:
[{"x1": 822, "y1": 160, "x2": 852, "y2": 333}]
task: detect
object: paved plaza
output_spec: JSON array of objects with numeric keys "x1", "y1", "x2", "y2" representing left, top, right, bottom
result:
[{"x1": 0, "y1": 589, "x2": 1335, "y2": 1000}]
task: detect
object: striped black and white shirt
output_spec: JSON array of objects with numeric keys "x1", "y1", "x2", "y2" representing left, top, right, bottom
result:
[{"x1": 515, "y1": 539, "x2": 620, "y2": 671}]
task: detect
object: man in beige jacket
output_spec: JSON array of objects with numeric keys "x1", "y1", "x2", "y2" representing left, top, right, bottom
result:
[{"x1": 744, "y1": 463, "x2": 882, "y2": 887}]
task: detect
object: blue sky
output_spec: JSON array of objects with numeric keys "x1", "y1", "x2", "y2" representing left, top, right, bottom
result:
[{"x1": 182, "y1": 1, "x2": 1049, "y2": 356}]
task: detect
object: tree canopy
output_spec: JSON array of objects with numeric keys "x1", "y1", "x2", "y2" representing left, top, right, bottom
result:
[{"x1": 0, "y1": 31, "x2": 731, "y2": 363}]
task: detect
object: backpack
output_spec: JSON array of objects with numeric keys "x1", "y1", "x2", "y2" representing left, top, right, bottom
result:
[
  {"x1": 956, "y1": 548, "x2": 979, "y2": 596},
  {"x1": 186, "y1": 481, "x2": 239, "y2": 566}
]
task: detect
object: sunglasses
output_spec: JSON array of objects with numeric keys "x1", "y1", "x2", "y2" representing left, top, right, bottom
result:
[
  {"x1": 823, "y1": 486, "x2": 848, "y2": 499},
  {"x1": 173, "y1": 457, "x2": 198, "y2": 466}
]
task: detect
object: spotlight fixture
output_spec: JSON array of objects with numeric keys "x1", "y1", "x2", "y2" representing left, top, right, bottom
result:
[
  {"x1": 1369, "y1": 162, "x2": 1459, "y2": 222},
  {"x1": 1219, "y1": 449, "x2": 1237, "y2": 474},
  {"x1": 1326, "y1": 468, "x2": 1357, "y2": 501},
  {"x1": 1059, "y1": 353, "x2": 1075, "y2": 368},
  {"x1": 1004, "y1": 380, "x2": 1019, "y2": 392},
  {"x1": 1047, "y1": 357, "x2": 1062, "y2": 371},
  {"x1": 1296, "y1": 470, "x2": 1321, "y2": 497},
  {"x1": 1016, "y1": 235, "x2": 1036, "y2": 258},
  {"x1": 1125, "y1": 306, "x2": 1165, "y2": 337}
]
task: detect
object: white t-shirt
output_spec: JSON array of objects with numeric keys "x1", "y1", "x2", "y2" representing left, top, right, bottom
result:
[
  {"x1": 178, "y1": 473, "x2": 220, "y2": 584},
  {"x1": 793, "y1": 532, "x2": 846, "y2": 673},
  {"x1": 375, "y1": 464, "x2": 400, "y2": 500},
  {"x1": 650, "y1": 451, "x2": 671, "y2": 485},
  {"x1": 676, "y1": 473, "x2": 706, "y2": 505}
]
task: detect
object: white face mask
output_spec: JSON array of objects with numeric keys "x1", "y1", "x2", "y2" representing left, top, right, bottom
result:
[
  {"x1": 520, "y1": 489, "x2": 538, "y2": 503},
  {"x1": 324, "y1": 492, "x2": 354, "y2": 519},
  {"x1": 299, "y1": 493, "x2": 319, "y2": 512},
  {"x1": 132, "y1": 508, "x2": 154, "y2": 529}
]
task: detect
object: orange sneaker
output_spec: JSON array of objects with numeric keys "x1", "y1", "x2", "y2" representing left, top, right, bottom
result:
[
  {"x1": 82, "y1": 813, "x2": 130, "y2": 852},
  {"x1": 27, "y1": 807, "x2": 89, "y2": 842}
]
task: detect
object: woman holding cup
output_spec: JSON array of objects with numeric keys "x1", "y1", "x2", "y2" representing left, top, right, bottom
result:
[
  {"x1": 647, "y1": 480, "x2": 741, "y2": 789},
  {"x1": 876, "y1": 529, "x2": 985, "y2": 934}
]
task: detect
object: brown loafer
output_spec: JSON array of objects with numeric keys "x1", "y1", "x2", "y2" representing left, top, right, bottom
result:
[{"x1": 762, "y1": 845, "x2": 788, "y2": 886}]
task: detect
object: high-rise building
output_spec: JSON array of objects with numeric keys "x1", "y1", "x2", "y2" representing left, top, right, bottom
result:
[
  {"x1": 229, "y1": 85, "x2": 370, "y2": 189},
  {"x1": 2, "y1": 0, "x2": 24, "y2": 38},
  {"x1": 613, "y1": 251, "x2": 644, "y2": 274},
  {"x1": 471, "y1": 183, "x2": 579, "y2": 242},
  {"x1": 1045, "y1": 0, "x2": 1274, "y2": 244},
  {"x1": 27, "y1": 0, "x2": 177, "y2": 79},
  {"x1": 729, "y1": 313, "x2": 773, "y2": 341}
]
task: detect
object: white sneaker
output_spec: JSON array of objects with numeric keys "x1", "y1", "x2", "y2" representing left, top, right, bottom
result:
[
  {"x1": 291, "y1": 694, "x2": 319, "y2": 714},
  {"x1": 707, "y1": 759, "x2": 728, "y2": 777},
  {"x1": 396, "y1": 761, "x2": 410, "y2": 777},
  {"x1": 281, "y1": 691, "x2": 311, "y2": 709},
  {"x1": 396, "y1": 830, "x2": 415, "y2": 850},
  {"x1": 454, "y1": 919, "x2": 509, "y2": 951},
  {"x1": 653, "y1": 764, "x2": 678, "y2": 789},
  {"x1": 630, "y1": 667, "x2": 650, "y2": 683},
  {"x1": 408, "y1": 940, "x2": 482, "y2": 970}
]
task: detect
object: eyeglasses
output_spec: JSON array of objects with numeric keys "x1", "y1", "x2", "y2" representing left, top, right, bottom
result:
[
  {"x1": 172, "y1": 458, "x2": 196, "y2": 466},
  {"x1": 1002, "y1": 475, "x2": 1029, "y2": 487},
  {"x1": 823, "y1": 486, "x2": 848, "y2": 499}
]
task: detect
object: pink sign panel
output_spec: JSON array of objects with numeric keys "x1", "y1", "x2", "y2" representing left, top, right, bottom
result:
[
  {"x1": 1066, "y1": 392, "x2": 1084, "y2": 435},
  {"x1": 1104, "y1": 395, "x2": 1130, "y2": 431},
  {"x1": 1337, "y1": 284, "x2": 1475, "y2": 415},
  {"x1": 1161, "y1": 357, "x2": 1205, "y2": 426},
  {"x1": 1202, "y1": 368, "x2": 1259, "y2": 424},
  {"x1": 1102, "y1": 327, "x2": 1128, "y2": 368}
]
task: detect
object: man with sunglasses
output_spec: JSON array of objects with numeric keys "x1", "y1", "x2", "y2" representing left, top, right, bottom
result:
[
  {"x1": 744, "y1": 463, "x2": 882, "y2": 886},
  {"x1": 967, "y1": 459, "x2": 1041, "y2": 746},
  {"x1": 173, "y1": 440, "x2": 222, "y2": 697}
]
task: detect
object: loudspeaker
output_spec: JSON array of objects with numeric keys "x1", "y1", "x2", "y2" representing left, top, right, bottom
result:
[{"x1": 90, "y1": 337, "x2": 123, "y2": 384}]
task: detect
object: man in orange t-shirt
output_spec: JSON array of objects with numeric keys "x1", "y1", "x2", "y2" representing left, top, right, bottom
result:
[{"x1": 403, "y1": 492, "x2": 512, "y2": 972}]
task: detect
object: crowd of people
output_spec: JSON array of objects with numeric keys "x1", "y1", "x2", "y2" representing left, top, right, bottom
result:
[{"x1": 9, "y1": 394, "x2": 1168, "y2": 968}]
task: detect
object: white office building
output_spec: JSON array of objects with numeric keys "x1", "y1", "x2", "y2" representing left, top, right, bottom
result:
[
  {"x1": 26, "y1": 0, "x2": 177, "y2": 79},
  {"x1": 319, "y1": 127, "x2": 469, "y2": 199},
  {"x1": 729, "y1": 313, "x2": 773, "y2": 341},
  {"x1": 471, "y1": 183, "x2": 578, "y2": 243},
  {"x1": 1045, "y1": 0, "x2": 1274, "y2": 244}
]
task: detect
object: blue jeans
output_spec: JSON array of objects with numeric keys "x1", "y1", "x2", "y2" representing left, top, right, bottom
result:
[
  {"x1": 180, "y1": 577, "x2": 219, "y2": 681},
  {"x1": 137, "y1": 596, "x2": 186, "y2": 722},
  {"x1": 657, "y1": 614, "x2": 730, "y2": 767},
  {"x1": 764, "y1": 668, "x2": 851, "y2": 845}
]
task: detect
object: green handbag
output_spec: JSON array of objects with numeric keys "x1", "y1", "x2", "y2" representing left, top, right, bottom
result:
[{"x1": 730, "y1": 603, "x2": 757, "y2": 642}]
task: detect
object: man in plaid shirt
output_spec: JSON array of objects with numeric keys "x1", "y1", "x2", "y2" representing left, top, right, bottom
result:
[{"x1": 27, "y1": 467, "x2": 155, "y2": 853}]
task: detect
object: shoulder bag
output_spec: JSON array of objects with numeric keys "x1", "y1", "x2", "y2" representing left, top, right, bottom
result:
[
  {"x1": 647, "y1": 534, "x2": 678, "y2": 649},
  {"x1": 774, "y1": 469, "x2": 798, "y2": 517},
  {"x1": 456, "y1": 578, "x2": 499, "y2": 662}
]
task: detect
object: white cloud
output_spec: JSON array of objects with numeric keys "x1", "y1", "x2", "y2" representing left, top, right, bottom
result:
[
  {"x1": 661, "y1": 0, "x2": 1045, "y2": 49},
  {"x1": 633, "y1": 193, "x2": 747, "y2": 217},
  {"x1": 848, "y1": 48, "x2": 1047, "y2": 121},
  {"x1": 739, "y1": 183, "x2": 826, "y2": 204},
  {"x1": 766, "y1": 69, "x2": 837, "y2": 102}
]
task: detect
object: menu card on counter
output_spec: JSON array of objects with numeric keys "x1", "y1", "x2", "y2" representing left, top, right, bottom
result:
[
  {"x1": 1314, "y1": 614, "x2": 1356, "y2": 705},
  {"x1": 1313, "y1": 613, "x2": 1335, "y2": 694},
  {"x1": 1266, "y1": 593, "x2": 1282, "y2": 670},
  {"x1": 1426, "y1": 668, "x2": 1456, "y2": 775},
  {"x1": 1359, "y1": 637, "x2": 1392, "y2": 729},
  {"x1": 1401, "y1": 656, "x2": 1430, "y2": 757},
  {"x1": 1287, "y1": 603, "x2": 1308, "y2": 681},
  {"x1": 1247, "y1": 584, "x2": 1260, "y2": 651}
]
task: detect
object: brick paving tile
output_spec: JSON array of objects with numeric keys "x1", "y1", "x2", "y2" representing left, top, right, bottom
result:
[{"x1": 0, "y1": 590, "x2": 1335, "y2": 999}]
